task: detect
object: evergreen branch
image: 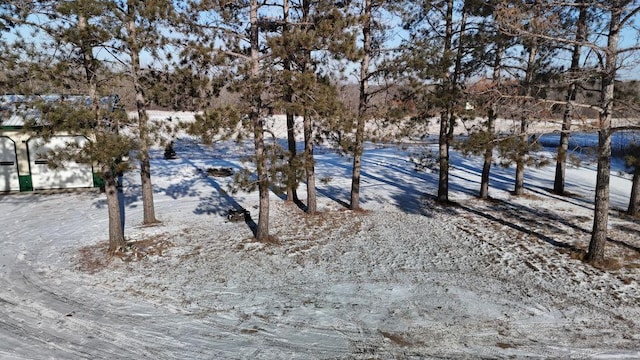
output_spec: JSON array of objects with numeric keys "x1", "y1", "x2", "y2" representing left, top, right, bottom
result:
[
  {"x1": 218, "y1": 49, "x2": 251, "y2": 61},
  {"x1": 190, "y1": 23, "x2": 246, "y2": 43},
  {"x1": 499, "y1": 95, "x2": 604, "y2": 113}
]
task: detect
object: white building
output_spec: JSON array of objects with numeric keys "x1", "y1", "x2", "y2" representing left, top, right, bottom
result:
[{"x1": 0, "y1": 95, "x2": 116, "y2": 192}]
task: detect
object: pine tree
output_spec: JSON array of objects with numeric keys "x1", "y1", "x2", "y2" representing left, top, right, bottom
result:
[
  {"x1": 553, "y1": 2, "x2": 589, "y2": 196},
  {"x1": 7, "y1": 0, "x2": 134, "y2": 254},
  {"x1": 281, "y1": 0, "x2": 300, "y2": 204},
  {"x1": 460, "y1": 21, "x2": 507, "y2": 200},
  {"x1": 514, "y1": 35, "x2": 538, "y2": 196},
  {"x1": 584, "y1": 2, "x2": 640, "y2": 263},
  {"x1": 504, "y1": 1, "x2": 558, "y2": 196},
  {"x1": 104, "y1": 0, "x2": 178, "y2": 225},
  {"x1": 265, "y1": 0, "x2": 356, "y2": 214},
  {"x1": 493, "y1": 1, "x2": 563, "y2": 196},
  {"x1": 184, "y1": 0, "x2": 273, "y2": 241},
  {"x1": 350, "y1": 0, "x2": 373, "y2": 211},
  {"x1": 479, "y1": 34, "x2": 506, "y2": 199},
  {"x1": 290, "y1": 0, "x2": 319, "y2": 214},
  {"x1": 400, "y1": 0, "x2": 482, "y2": 202}
]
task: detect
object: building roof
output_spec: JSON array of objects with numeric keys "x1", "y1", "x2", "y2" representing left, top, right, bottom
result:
[{"x1": 0, "y1": 94, "x2": 119, "y2": 128}]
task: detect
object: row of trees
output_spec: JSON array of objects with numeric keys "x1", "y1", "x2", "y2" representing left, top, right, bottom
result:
[{"x1": 1, "y1": 0, "x2": 639, "y2": 264}]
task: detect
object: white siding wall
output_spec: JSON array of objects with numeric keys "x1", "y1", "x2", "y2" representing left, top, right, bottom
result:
[
  {"x1": 0, "y1": 137, "x2": 20, "y2": 192},
  {"x1": 28, "y1": 136, "x2": 94, "y2": 190}
]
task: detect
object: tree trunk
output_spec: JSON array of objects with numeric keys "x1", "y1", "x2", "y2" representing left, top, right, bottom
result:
[
  {"x1": 514, "y1": 38, "x2": 538, "y2": 196},
  {"x1": 104, "y1": 164, "x2": 126, "y2": 254},
  {"x1": 297, "y1": 0, "x2": 317, "y2": 214},
  {"x1": 586, "y1": 6, "x2": 621, "y2": 263},
  {"x1": 554, "y1": 4, "x2": 588, "y2": 195},
  {"x1": 303, "y1": 112, "x2": 316, "y2": 213},
  {"x1": 442, "y1": 5, "x2": 467, "y2": 201},
  {"x1": 350, "y1": 0, "x2": 371, "y2": 211},
  {"x1": 628, "y1": 170, "x2": 640, "y2": 216},
  {"x1": 586, "y1": 114, "x2": 612, "y2": 262},
  {"x1": 480, "y1": 108, "x2": 496, "y2": 199},
  {"x1": 437, "y1": 109, "x2": 450, "y2": 202},
  {"x1": 283, "y1": 0, "x2": 298, "y2": 203},
  {"x1": 254, "y1": 113, "x2": 270, "y2": 242},
  {"x1": 480, "y1": 42, "x2": 502, "y2": 199},
  {"x1": 437, "y1": 0, "x2": 454, "y2": 203},
  {"x1": 627, "y1": 169, "x2": 640, "y2": 216},
  {"x1": 554, "y1": 109, "x2": 571, "y2": 195},
  {"x1": 514, "y1": 118, "x2": 527, "y2": 195},
  {"x1": 350, "y1": 118, "x2": 365, "y2": 209},
  {"x1": 286, "y1": 109, "x2": 298, "y2": 202},
  {"x1": 128, "y1": 2, "x2": 158, "y2": 225},
  {"x1": 79, "y1": 13, "x2": 125, "y2": 254},
  {"x1": 250, "y1": 0, "x2": 269, "y2": 241},
  {"x1": 137, "y1": 105, "x2": 157, "y2": 224}
]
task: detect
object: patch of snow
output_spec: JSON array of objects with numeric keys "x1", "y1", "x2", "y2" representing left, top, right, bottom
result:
[{"x1": 0, "y1": 113, "x2": 638, "y2": 359}]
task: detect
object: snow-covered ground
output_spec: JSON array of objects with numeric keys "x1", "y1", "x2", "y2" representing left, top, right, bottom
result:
[{"x1": 1, "y1": 114, "x2": 639, "y2": 359}]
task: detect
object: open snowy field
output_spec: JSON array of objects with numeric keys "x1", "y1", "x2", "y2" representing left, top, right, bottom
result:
[{"x1": 1, "y1": 115, "x2": 640, "y2": 359}]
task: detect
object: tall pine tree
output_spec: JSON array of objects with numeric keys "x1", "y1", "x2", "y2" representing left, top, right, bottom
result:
[{"x1": 7, "y1": 0, "x2": 135, "y2": 254}]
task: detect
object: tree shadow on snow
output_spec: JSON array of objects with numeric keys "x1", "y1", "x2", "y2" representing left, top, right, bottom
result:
[
  {"x1": 316, "y1": 149, "x2": 440, "y2": 215},
  {"x1": 315, "y1": 184, "x2": 351, "y2": 209},
  {"x1": 609, "y1": 222, "x2": 640, "y2": 254},
  {"x1": 172, "y1": 156, "x2": 258, "y2": 233},
  {"x1": 104, "y1": 140, "x2": 259, "y2": 236},
  {"x1": 453, "y1": 199, "x2": 584, "y2": 252},
  {"x1": 453, "y1": 157, "x2": 598, "y2": 212}
]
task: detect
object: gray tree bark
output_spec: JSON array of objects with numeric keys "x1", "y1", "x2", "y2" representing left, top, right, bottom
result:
[
  {"x1": 127, "y1": 1, "x2": 158, "y2": 225},
  {"x1": 480, "y1": 43, "x2": 503, "y2": 199},
  {"x1": 250, "y1": 0, "x2": 270, "y2": 241},
  {"x1": 437, "y1": 0, "x2": 454, "y2": 203},
  {"x1": 282, "y1": 0, "x2": 299, "y2": 203},
  {"x1": 350, "y1": 0, "x2": 371, "y2": 210},
  {"x1": 303, "y1": 111, "x2": 316, "y2": 214},
  {"x1": 514, "y1": 118, "x2": 528, "y2": 195},
  {"x1": 80, "y1": 12, "x2": 125, "y2": 254},
  {"x1": 586, "y1": 5, "x2": 621, "y2": 263},
  {"x1": 300, "y1": 0, "x2": 317, "y2": 214},
  {"x1": 628, "y1": 171, "x2": 640, "y2": 216},
  {"x1": 514, "y1": 38, "x2": 537, "y2": 196},
  {"x1": 103, "y1": 164, "x2": 126, "y2": 254},
  {"x1": 554, "y1": 4, "x2": 588, "y2": 195}
]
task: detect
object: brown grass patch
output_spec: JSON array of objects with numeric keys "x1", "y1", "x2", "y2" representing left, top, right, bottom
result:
[
  {"x1": 114, "y1": 236, "x2": 174, "y2": 262},
  {"x1": 619, "y1": 276, "x2": 634, "y2": 285},
  {"x1": 180, "y1": 245, "x2": 203, "y2": 260},
  {"x1": 508, "y1": 192, "x2": 542, "y2": 201},
  {"x1": 77, "y1": 235, "x2": 174, "y2": 272},
  {"x1": 568, "y1": 249, "x2": 587, "y2": 261},
  {"x1": 262, "y1": 235, "x2": 281, "y2": 245},
  {"x1": 240, "y1": 327, "x2": 260, "y2": 334},
  {"x1": 77, "y1": 241, "x2": 111, "y2": 274},
  {"x1": 587, "y1": 257, "x2": 623, "y2": 271},
  {"x1": 140, "y1": 220, "x2": 163, "y2": 228},
  {"x1": 303, "y1": 209, "x2": 365, "y2": 229},
  {"x1": 624, "y1": 262, "x2": 640, "y2": 269},
  {"x1": 206, "y1": 167, "x2": 234, "y2": 177},
  {"x1": 380, "y1": 331, "x2": 412, "y2": 347},
  {"x1": 244, "y1": 235, "x2": 281, "y2": 247}
]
